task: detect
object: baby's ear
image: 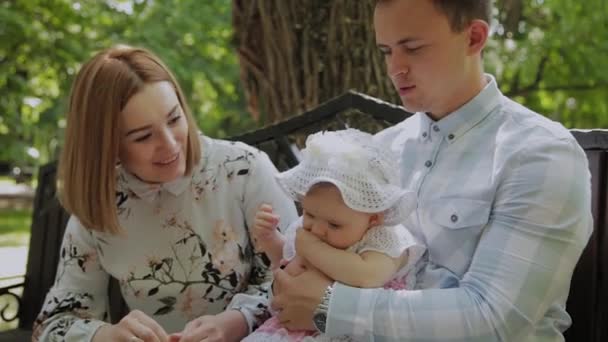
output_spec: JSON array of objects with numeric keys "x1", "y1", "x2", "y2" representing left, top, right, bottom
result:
[{"x1": 369, "y1": 213, "x2": 384, "y2": 227}]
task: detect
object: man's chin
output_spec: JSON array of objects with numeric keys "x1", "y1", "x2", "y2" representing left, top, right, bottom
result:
[{"x1": 400, "y1": 102, "x2": 424, "y2": 114}]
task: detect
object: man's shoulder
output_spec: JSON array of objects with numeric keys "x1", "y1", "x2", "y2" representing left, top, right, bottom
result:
[
  {"x1": 500, "y1": 97, "x2": 573, "y2": 143},
  {"x1": 496, "y1": 98, "x2": 585, "y2": 164}
]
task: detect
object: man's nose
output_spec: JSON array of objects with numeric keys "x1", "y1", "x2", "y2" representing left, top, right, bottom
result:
[{"x1": 387, "y1": 51, "x2": 410, "y2": 79}]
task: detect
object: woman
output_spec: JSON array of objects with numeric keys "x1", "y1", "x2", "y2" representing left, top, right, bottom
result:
[{"x1": 32, "y1": 45, "x2": 298, "y2": 342}]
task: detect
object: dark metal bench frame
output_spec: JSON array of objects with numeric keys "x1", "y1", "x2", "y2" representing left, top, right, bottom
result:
[{"x1": 1, "y1": 91, "x2": 606, "y2": 341}]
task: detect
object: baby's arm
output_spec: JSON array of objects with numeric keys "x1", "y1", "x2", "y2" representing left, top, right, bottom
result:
[
  {"x1": 297, "y1": 229, "x2": 406, "y2": 288},
  {"x1": 252, "y1": 204, "x2": 286, "y2": 268}
]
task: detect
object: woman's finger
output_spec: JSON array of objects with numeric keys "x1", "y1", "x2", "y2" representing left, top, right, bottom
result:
[
  {"x1": 130, "y1": 310, "x2": 169, "y2": 341},
  {"x1": 124, "y1": 318, "x2": 160, "y2": 342}
]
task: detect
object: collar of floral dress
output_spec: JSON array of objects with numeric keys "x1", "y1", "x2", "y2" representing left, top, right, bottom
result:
[{"x1": 117, "y1": 166, "x2": 192, "y2": 203}]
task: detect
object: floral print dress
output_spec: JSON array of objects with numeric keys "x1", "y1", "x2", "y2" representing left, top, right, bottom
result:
[{"x1": 32, "y1": 135, "x2": 298, "y2": 342}]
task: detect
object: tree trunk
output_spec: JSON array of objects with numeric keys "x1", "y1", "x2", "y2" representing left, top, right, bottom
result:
[{"x1": 232, "y1": 0, "x2": 399, "y2": 123}]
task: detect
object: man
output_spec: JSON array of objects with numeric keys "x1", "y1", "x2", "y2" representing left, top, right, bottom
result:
[{"x1": 271, "y1": 0, "x2": 593, "y2": 340}]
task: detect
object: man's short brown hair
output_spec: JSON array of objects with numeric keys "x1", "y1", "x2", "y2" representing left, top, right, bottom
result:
[{"x1": 376, "y1": 0, "x2": 492, "y2": 32}]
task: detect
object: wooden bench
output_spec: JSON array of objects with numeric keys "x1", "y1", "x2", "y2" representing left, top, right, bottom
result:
[{"x1": 1, "y1": 92, "x2": 606, "y2": 341}]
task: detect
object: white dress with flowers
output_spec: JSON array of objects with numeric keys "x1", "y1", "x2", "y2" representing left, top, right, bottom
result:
[
  {"x1": 242, "y1": 217, "x2": 427, "y2": 342},
  {"x1": 32, "y1": 135, "x2": 299, "y2": 342}
]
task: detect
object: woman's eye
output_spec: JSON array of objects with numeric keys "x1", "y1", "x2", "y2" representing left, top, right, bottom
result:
[
  {"x1": 134, "y1": 134, "x2": 151, "y2": 142},
  {"x1": 169, "y1": 115, "x2": 181, "y2": 124}
]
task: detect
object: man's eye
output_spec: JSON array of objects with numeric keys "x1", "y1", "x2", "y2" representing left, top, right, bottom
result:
[{"x1": 405, "y1": 46, "x2": 423, "y2": 53}]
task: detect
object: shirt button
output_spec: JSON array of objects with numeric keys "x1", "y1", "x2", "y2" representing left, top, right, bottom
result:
[
  {"x1": 448, "y1": 134, "x2": 455, "y2": 140},
  {"x1": 451, "y1": 214, "x2": 458, "y2": 223},
  {"x1": 425, "y1": 160, "x2": 432, "y2": 167},
  {"x1": 422, "y1": 132, "x2": 428, "y2": 138},
  {"x1": 433, "y1": 125, "x2": 440, "y2": 132}
]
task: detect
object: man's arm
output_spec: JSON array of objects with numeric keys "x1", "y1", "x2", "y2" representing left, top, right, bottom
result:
[
  {"x1": 326, "y1": 138, "x2": 592, "y2": 341},
  {"x1": 297, "y1": 229, "x2": 402, "y2": 288},
  {"x1": 275, "y1": 138, "x2": 593, "y2": 341}
]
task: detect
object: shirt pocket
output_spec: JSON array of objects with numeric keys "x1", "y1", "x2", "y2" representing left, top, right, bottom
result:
[
  {"x1": 430, "y1": 198, "x2": 491, "y2": 229},
  {"x1": 425, "y1": 198, "x2": 492, "y2": 276}
]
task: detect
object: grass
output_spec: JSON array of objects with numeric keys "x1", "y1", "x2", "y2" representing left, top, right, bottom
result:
[{"x1": 0, "y1": 209, "x2": 31, "y2": 247}]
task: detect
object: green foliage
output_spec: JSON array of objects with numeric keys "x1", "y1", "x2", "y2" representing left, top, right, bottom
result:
[
  {"x1": 0, "y1": 0, "x2": 253, "y2": 167},
  {"x1": 487, "y1": 0, "x2": 608, "y2": 127},
  {"x1": 0, "y1": 208, "x2": 31, "y2": 247},
  {"x1": 0, "y1": 0, "x2": 606, "y2": 168}
]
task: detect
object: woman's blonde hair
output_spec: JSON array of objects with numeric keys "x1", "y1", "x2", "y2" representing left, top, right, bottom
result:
[{"x1": 58, "y1": 45, "x2": 201, "y2": 234}]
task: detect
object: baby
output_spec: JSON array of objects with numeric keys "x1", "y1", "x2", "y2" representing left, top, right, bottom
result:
[{"x1": 245, "y1": 129, "x2": 425, "y2": 341}]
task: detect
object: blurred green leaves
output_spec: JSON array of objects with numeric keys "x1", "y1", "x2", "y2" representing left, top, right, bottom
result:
[
  {"x1": 0, "y1": 0, "x2": 606, "y2": 168},
  {"x1": 0, "y1": 0, "x2": 252, "y2": 166}
]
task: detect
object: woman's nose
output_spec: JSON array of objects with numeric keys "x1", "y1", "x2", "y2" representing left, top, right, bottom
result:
[{"x1": 158, "y1": 127, "x2": 177, "y2": 150}]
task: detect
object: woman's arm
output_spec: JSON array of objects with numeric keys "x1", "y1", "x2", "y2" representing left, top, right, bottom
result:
[
  {"x1": 225, "y1": 146, "x2": 299, "y2": 335},
  {"x1": 32, "y1": 216, "x2": 110, "y2": 342}
]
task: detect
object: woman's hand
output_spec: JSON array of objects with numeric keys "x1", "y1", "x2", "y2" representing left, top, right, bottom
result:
[
  {"x1": 169, "y1": 310, "x2": 248, "y2": 342},
  {"x1": 92, "y1": 309, "x2": 169, "y2": 342}
]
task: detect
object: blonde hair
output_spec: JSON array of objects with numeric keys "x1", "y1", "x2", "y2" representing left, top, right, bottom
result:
[{"x1": 58, "y1": 45, "x2": 201, "y2": 234}]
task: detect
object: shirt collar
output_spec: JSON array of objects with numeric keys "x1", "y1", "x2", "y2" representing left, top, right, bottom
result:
[
  {"x1": 418, "y1": 74, "x2": 503, "y2": 143},
  {"x1": 118, "y1": 167, "x2": 191, "y2": 203}
]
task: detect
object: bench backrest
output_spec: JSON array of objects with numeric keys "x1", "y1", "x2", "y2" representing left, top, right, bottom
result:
[{"x1": 18, "y1": 92, "x2": 607, "y2": 341}]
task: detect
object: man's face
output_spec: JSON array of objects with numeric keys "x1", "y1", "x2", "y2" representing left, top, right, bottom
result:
[{"x1": 374, "y1": 0, "x2": 473, "y2": 117}]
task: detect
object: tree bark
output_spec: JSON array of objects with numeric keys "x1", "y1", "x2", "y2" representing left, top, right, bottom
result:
[{"x1": 232, "y1": 0, "x2": 399, "y2": 123}]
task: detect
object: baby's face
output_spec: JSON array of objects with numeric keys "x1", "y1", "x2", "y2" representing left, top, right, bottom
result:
[{"x1": 301, "y1": 184, "x2": 373, "y2": 249}]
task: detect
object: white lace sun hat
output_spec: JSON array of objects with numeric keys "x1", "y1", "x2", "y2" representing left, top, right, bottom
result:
[{"x1": 275, "y1": 129, "x2": 416, "y2": 225}]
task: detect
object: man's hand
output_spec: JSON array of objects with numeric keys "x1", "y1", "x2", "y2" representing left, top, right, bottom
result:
[
  {"x1": 271, "y1": 267, "x2": 332, "y2": 331},
  {"x1": 169, "y1": 310, "x2": 248, "y2": 342}
]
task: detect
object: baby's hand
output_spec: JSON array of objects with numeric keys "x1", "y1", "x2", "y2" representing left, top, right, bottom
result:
[
  {"x1": 254, "y1": 204, "x2": 280, "y2": 240},
  {"x1": 295, "y1": 227, "x2": 323, "y2": 257}
]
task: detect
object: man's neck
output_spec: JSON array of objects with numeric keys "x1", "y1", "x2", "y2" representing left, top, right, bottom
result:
[{"x1": 428, "y1": 72, "x2": 488, "y2": 121}]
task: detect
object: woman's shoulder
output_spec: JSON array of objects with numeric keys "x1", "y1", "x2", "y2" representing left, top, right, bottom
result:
[{"x1": 201, "y1": 135, "x2": 269, "y2": 166}]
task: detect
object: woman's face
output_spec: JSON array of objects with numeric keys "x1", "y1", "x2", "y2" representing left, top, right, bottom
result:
[{"x1": 118, "y1": 81, "x2": 189, "y2": 184}]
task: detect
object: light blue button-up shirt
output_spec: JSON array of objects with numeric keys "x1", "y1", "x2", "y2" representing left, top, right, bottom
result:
[{"x1": 326, "y1": 75, "x2": 593, "y2": 341}]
